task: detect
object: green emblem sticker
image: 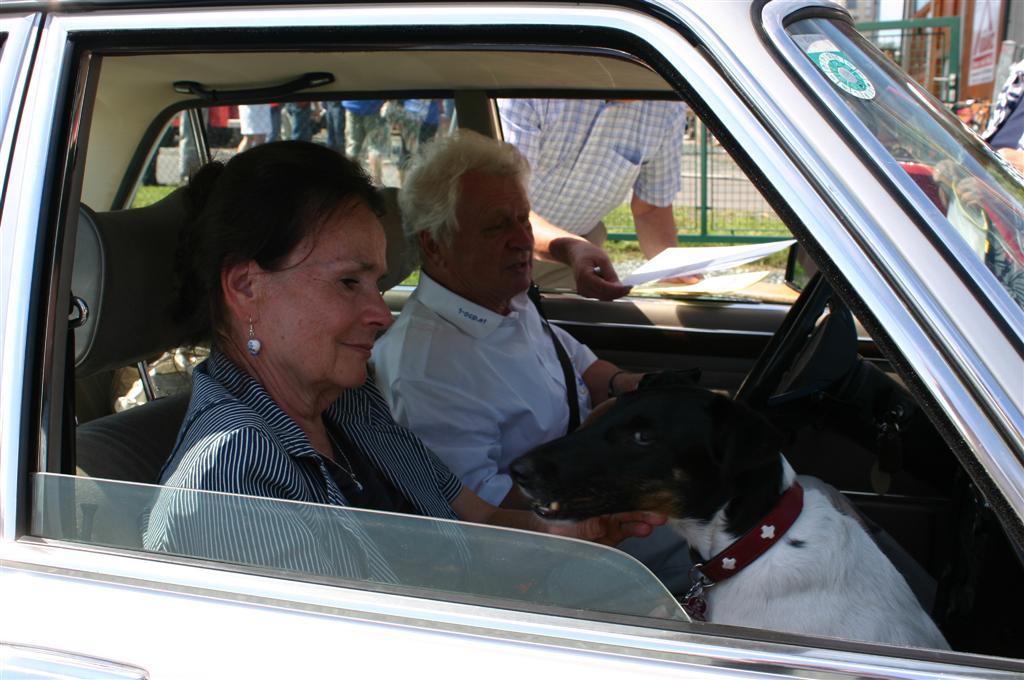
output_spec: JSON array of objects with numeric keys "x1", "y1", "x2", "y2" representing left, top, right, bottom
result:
[{"x1": 815, "y1": 52, "x2": 876, "y2": 100}]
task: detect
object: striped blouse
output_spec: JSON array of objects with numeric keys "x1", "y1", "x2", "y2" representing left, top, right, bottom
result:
[{"x1": 144, "y1": 351, "x2": 466, "y2": 583}]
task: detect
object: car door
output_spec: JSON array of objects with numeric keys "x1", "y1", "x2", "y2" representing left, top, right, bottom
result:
[{"x1": 3, "y1": 2, "x2": 1024, "y2": 678}]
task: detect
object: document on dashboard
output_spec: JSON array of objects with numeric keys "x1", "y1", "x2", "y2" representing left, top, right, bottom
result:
[{"x1": 621, "y1": 239, "x2": 796, "y2": 286}]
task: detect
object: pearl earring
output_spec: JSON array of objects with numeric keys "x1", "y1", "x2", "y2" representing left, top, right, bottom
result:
[{"x1": 246, "y1": 317, "x2": 262, "y2": 356}]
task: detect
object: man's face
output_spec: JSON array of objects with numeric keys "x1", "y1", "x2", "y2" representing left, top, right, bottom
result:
[{"x1": 430, "y1": 170, "x2": 534, "y2": 313}]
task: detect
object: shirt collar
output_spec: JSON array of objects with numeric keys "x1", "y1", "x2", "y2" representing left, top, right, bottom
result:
[
  {"x1": 415, "y1": 271, "x2": 530, "y2": 339},
  {"x1": 203, "y1": 351, "x2": 322, "y2": 460}
]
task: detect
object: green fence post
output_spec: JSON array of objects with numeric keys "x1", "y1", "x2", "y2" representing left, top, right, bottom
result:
[{"x1": 699, "y1": 119, "x2": 709, "y2": 238}]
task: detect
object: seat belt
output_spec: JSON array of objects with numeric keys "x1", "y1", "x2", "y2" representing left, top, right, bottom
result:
[{"x1": 527, "y1": 283, "x2": 580, "y2": 433}]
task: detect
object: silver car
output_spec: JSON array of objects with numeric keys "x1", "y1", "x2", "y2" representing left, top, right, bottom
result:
[{"x1": 2, "y1": 0, "x2": 1022, "y2": 677}]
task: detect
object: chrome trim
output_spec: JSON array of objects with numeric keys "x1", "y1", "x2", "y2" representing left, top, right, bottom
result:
[
  {"x1": 1, "y1": 643, "x2": 148, "y2": 680},
  {"x1": 5, "y1": 540, "x2": 1023, "y2": 679},
  {"x1": 0, "y1": 11, "x2": 55, "y2": 541},
  {"x1": 68, "y1": 296, "x2": 88, "y2": 329},
  {"x1": 0, "y1": 13, "x2": 39, "y2": 197}
]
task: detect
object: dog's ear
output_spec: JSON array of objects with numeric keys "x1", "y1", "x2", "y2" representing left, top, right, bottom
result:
[
  {"x1": 638, "y1": 368, "x2": 702, "y2": 391},
  {"x1": 707, "y1": 394, "x2": 785, "y2": 479}
]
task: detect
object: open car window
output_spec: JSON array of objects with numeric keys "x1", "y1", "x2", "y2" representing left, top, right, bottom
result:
[{"x1": 786, "y1": 17, "x2": 1024, "y2": 311}]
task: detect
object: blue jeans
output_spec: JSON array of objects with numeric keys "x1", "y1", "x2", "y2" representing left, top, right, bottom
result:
[
  {"x1": 285, "y1": 103, "x2": 312, "y2": 142},
  {"x1": 324, "y1": 102, "x2": 346, "y2": 151}
]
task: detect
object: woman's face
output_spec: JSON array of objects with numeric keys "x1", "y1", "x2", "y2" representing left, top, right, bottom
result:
[{"x1": 254, "y1": 200, "x2": 392, "y2": 395}]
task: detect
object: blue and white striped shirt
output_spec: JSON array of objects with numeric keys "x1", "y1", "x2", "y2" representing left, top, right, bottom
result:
[
  {"x1": 144, "y1": 352, "x2": 464, "y2": 582},
  {"x1": 497, "y1": 98, "x2": 688, "y2": 235}
]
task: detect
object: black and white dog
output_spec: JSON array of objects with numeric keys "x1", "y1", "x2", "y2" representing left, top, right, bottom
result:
[{"x1": 510, "y1": 385, "x2": 949, "y2": 649}]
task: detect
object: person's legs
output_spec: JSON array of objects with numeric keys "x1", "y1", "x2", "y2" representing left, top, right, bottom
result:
[
  {"x1": 285, "y1": 103, "x2": 313, "y2": 142},
  {"x1": 325, "y1": 102, "x2": 346, "y2": 152},
  {"x1": 268, "y1": 105, "x2": 282, "y2": 142},
  {"x1": 346, "y1": 111, "x2": 368, "y2": 161},
  {"x1": 365, "y1": 113, "x2": 388, "y2": 184}
]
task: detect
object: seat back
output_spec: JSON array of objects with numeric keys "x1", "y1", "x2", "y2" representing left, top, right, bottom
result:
[{"x1": 377, "y1": 186, "x2": 416, "y2": 291}]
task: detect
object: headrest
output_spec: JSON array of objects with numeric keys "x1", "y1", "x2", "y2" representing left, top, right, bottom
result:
[
  {"x1": 378, "y1": 186, "x2": 417, "y2": 291},
  {"x1": 73, "y1": 189, "x2": 203, "y2": 377},
  {"x1": 74, "y1": 184, "x2": 414, "y2": 377}
]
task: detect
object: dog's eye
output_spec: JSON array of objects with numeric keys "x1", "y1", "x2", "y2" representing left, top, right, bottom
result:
[{"x1": 632, "y1": 430, "x2": 655, "y2": 446}]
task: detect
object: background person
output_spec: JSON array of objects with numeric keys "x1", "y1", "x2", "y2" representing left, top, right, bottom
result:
[
  {"x1": 497, "y1": 98, "x2": 692, "y2": 300},
  {"x1": 981, "y1": 59, "x2": 1024, "y2": 175},
  {"x1": 343, "y1": 99, "x2": 386, "y2": 183},
  {"x1": 236, "y1": 104, "x2": 272, "y2": 152},
  {"x1": 145, "y1": 141, "x2": 663, "y2": 574}
]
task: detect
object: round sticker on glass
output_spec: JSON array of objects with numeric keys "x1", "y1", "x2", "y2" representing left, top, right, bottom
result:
[{"x1": 817, "y1": 52, "x2": 875, "y2": 100}]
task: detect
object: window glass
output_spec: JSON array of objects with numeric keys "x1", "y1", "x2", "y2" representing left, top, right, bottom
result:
[
  {"x1": 495, "y1": 98, "x2": 795, "y2": 304},
  {"x1": 33, "y1": 473, "x2": 684, "y2": 621},
  {"x1": 134, "y1": 99, "x2": 457, "y2": 209},
  {"x1": 786, "y1": 18, "x2": 1024, "y2": 310}
]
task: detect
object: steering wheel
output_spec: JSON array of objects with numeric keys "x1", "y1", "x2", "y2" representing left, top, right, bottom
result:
[{"x1": 735, "y1": 272, "x2": 857, "y2": 410}]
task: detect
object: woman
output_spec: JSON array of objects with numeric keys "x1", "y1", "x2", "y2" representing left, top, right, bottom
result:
[{"x1": 144, "y1": 141, "x2": 662, "y2": 580}]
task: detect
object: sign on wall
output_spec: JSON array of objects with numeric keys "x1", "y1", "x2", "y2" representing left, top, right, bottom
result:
[{"x1": 968, "y1": 0, "x2": 1004, "y2": 86}]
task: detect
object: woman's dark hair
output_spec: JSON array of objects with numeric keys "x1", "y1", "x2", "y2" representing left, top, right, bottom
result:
[{"x1": 175, "y1": 140, "x2": 383, "y2": 342}]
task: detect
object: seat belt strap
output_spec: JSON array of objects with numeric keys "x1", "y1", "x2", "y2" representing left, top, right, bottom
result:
[{"x1": 527, "y1": 283, "x2": 580, "y2": 434}]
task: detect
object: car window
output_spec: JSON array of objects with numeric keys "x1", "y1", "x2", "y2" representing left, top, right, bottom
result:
[
  {"x1": 786, "y1": 17, "x2": 1024, "y2": 311},
  {"x1": 133, "y1": 99, "x2": 457, "y2": 209},
  {"x1": 494, "y1": 97, "x2": 796, "y2": 304},
  {"x1": 32, "y1": 472, "x2": 684, "y2": 621}
]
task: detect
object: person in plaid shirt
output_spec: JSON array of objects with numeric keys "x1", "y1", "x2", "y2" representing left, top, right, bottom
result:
[{"x1": 498, "y1": 98, "x2": 691, "y2": 299}]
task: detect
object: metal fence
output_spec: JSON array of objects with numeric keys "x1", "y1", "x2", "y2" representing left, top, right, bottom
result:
[
  {"x1": 606, "y1": 120, "x2": 790, "y2": 245},
  {"x1": 608, "y1": 18, "x2": 963, "y2": 246}
]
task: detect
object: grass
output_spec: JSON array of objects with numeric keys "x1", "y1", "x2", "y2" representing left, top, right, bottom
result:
[
  {"x1": 604, "y1": 203, "x2": 790, "y2": 237},
  {"x1": 131, "y1": 184, "x2": 178, "y2": 208}
]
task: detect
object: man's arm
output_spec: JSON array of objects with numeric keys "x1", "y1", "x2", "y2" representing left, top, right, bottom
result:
[
  {"x1": 530, "y1": 210, "x2": 631, "y2": 301},
  {"x1": 631, "y1": 196, "x2": 678, "y2": 258},
  {"x1": 581, "y1": 358, "x2": 644, "y2": 407}
]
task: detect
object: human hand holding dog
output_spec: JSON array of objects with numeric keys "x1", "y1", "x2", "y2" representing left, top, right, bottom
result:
[{"x1": 544, "y1": 511, "x2": 667, "y2": 546}]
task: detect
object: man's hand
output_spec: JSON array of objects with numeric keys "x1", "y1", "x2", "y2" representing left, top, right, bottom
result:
[
  {"x1": 563, "y1": 239, "x2": 632, "y2": 301},
  {"x1": 545, "y1": 511, "x2": 667, "y2": 546}
]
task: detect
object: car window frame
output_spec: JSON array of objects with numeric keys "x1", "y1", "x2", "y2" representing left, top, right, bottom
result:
[
  {"x1": 8, "y1": 2, "x2": 1024, "y2": 675},
  {"x1": 762, "y1": 3, "x2": 1024, "y2": 353}
]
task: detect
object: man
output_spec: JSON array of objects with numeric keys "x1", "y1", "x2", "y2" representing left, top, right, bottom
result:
[
  {"x1": 373, "y1": 129, "x2": 645, "y2": 509},
  {"x1": 498, "y1": 98, "x2": 691, "y2": 300},
  {"x1": 372, "y1": 130, "x2": 690, "y2": 590},
  {"x1": 982, "y1": 59, "x2": 1024, "y2": 175}
]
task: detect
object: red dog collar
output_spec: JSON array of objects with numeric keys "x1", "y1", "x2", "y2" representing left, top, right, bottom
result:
[{"x1": 681, "y1": 482, "x2": 804, "y2": 621}]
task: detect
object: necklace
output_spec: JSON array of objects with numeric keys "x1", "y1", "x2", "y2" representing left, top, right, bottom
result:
[{"x1": 325, "y1": 428, "x2": 364, "y2": 494}]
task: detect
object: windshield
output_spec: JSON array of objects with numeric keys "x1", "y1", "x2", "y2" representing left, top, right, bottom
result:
[{"x1": 786, "y1": 17, "x2": 1024, "y2": 310}]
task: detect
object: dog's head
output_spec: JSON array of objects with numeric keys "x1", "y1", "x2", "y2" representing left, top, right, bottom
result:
[{"x1": 510, "y1": 385, "x2": 786, "y2": 523}]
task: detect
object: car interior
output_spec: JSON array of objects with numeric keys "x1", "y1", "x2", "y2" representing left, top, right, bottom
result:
[{"x1": 30, "y1": 35, "x2": 1024, "y2": 662}]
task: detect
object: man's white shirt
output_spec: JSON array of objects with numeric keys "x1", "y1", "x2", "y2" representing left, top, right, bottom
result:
[{"x1": 372, "y1": 272, "x2": 597, "y2": 505}]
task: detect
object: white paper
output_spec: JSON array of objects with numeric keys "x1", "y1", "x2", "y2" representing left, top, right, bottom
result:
[{"x1": 621, "y1": 240, "x2": 796, "y2": 286}]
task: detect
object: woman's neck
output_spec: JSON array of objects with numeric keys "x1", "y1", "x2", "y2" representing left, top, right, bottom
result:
[{"x1": 218, "y1": 339, "x2": 338, "y2": 456}]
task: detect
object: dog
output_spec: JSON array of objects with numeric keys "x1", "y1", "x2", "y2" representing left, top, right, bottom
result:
[{"x1": 510, "y1": 384, "x2": 950, "y2": 649}]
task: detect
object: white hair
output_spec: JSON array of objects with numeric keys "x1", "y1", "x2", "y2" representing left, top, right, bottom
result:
[{"x1": 398, "y1": 129, "x2": 530, "y2": 248}]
